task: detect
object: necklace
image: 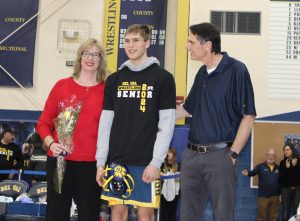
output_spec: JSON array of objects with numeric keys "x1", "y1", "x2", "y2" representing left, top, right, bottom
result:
[{"x1": 77, "y1": 77, "x2": 97, "y2": 87}]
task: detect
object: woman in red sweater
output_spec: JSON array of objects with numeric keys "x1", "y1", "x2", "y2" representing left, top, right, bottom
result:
[{"x1": 36, "y1": 38, "x2": 106, "y2": 221}]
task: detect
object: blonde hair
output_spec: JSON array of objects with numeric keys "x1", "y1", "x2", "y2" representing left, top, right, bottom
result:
[
  {"x1": 163, "y1": 147, "x2": 179, "y2": 173},
  {"x1": 73, "y1": 38, "x2": 107, "y2": 82},
  {"x1": 125, "y1": 24, "x2": 151, "y2": 41}
]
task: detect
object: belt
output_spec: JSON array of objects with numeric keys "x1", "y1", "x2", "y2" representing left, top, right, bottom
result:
[{"x1": 187, "y1": 141, "x2": 232, "y2": 153}]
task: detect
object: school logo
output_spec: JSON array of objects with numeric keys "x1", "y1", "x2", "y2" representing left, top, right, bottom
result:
[
  {"x1": 117, "y1": 81, "x2": 153, "y2": 112},
  {"x1": 102, "y1": 163, "x2": 135, "y2": 198}
]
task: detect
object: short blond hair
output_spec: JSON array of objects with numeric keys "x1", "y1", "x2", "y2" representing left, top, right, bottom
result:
[{"x1": 125, "y1": 24, "x2": 151, "y2": 41}]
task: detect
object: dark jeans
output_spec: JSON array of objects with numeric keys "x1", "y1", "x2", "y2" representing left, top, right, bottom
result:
[
  {"x1": 281, "y1": 188, "x2": 300, "y2": 221},
  {"x1": 180, "y1": 148, "x2": 238, "y2": 221}
]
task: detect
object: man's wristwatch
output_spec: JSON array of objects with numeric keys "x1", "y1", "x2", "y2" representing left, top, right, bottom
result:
[{"x1": 229, "y1": 150, "x2": 239, "y2": 159}]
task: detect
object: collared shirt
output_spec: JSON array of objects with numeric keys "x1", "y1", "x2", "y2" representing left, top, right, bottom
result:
[
  {"x1": 184, "y1": 52, "x2": 256, "y2": 144},
  {"x1": 247, "y1": 162, "x2": 280, "y2": 197}
]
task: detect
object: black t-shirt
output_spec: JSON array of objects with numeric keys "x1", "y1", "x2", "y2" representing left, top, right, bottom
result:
[
  {"x1": 103, "y1": 64, "x2": 176, "y2": 166},
  {"x1": 0, "y1": 141, "x2": 23, "y2": 180}
]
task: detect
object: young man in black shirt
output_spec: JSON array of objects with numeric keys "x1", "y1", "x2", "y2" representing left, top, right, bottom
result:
[{"x1": 96, "y1": 24, "x2": 176, "y2": 221}]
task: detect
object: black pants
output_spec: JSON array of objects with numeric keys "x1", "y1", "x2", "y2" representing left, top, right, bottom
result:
[
  {"x1": 46, "y1": 157, "x2": 101, "y2": 221},
  {"x1": 159, "y1": 194, "x2": 179, "y2": 221},
  {"x1": 281, "y1": 188, "x2": 300, "y2": 221}
]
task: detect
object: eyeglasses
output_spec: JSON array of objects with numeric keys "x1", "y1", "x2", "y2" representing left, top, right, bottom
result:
[{"x1": 82, "y1": 51, "x2": 100, "y2": 59}]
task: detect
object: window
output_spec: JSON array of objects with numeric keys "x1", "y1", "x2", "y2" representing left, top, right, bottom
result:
[{"x1": 211, "y1": 11, "x2": 261, "y2": 34}]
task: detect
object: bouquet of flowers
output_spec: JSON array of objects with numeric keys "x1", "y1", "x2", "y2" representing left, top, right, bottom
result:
[{"x1": 53, "y1": 95, "x2": 82, "y2": 194}]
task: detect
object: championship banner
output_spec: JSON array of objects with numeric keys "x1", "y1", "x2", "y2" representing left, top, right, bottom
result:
[
  {"x1": 103, "y1": 0, "x2": 168, "y2": 73},
  {"x1": 0, "y1": 0, "x2": 39, "y2": 87}
]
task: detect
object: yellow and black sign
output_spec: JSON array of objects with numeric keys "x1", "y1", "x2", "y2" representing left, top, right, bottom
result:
[
  {"x1": 103, "y1": 0, "x2": 168, "y2": 72},
  {"x1": 0, "y1": 180, "x2": 28, "y2": 197},
  {"x1": 28, "y1": 182, "x2": 47, "y2": 198}
]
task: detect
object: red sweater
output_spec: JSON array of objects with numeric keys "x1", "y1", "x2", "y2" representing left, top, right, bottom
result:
[{"x1": 37, "y1": 77, "x2": 105, "y2": 161}]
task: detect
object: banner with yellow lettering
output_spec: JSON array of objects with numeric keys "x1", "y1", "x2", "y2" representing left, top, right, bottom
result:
[
  {"x1": 103, "y1": 0, "x2": 168, "y2": 73},
  {"x1": 0, "y1": 0, "x2": 39, "y2": 87}
]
